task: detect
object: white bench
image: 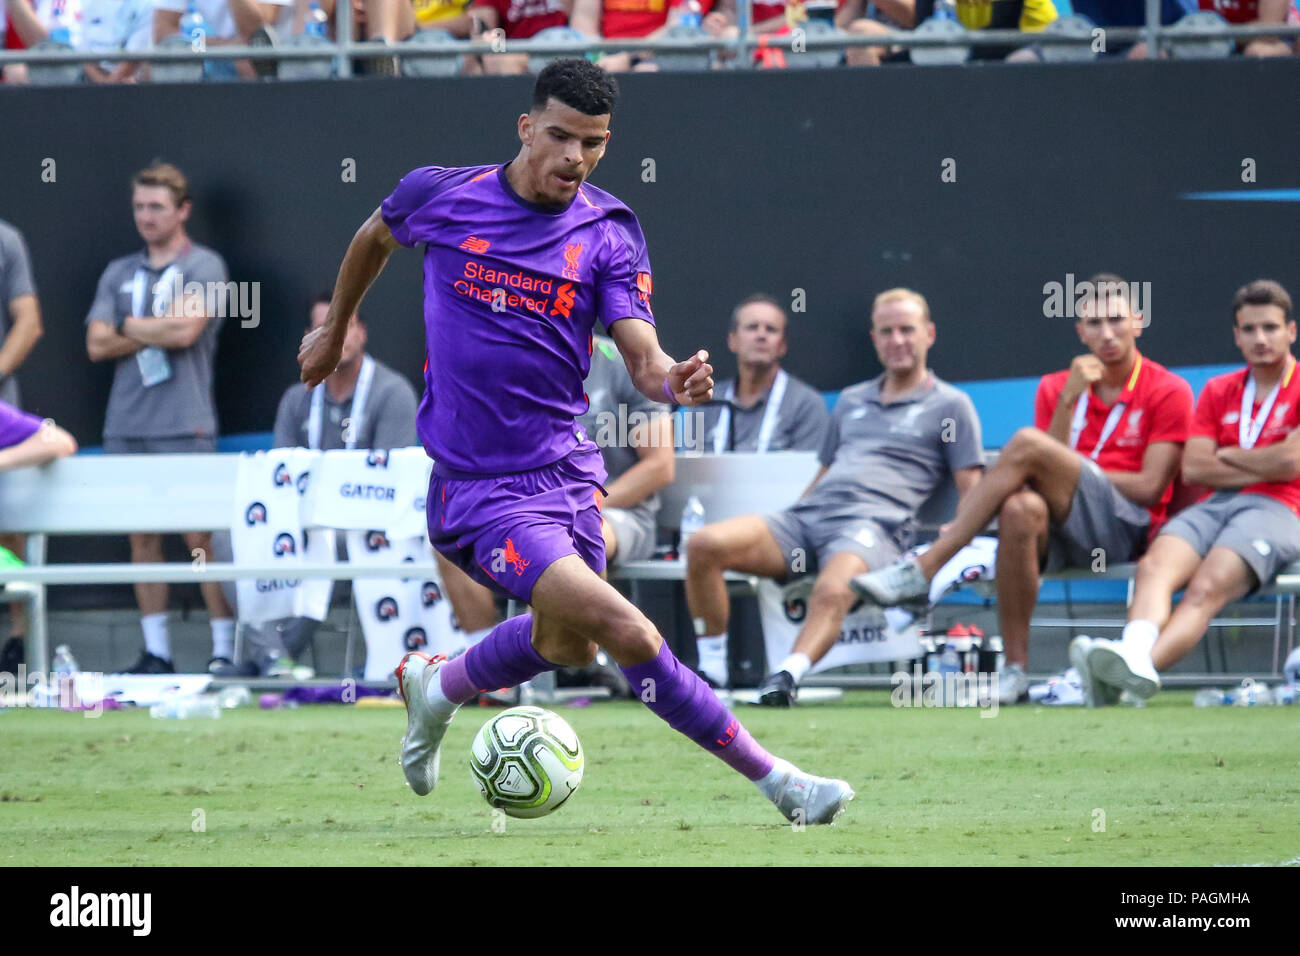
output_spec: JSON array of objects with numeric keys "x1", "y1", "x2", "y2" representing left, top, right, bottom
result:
[{"x1": 0, "y1": 451, "x2": 1295, "y2": 677}]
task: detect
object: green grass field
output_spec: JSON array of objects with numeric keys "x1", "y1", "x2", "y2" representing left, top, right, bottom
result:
[{"x1": 2, "y1": 692, "x2": 1298, "y2": 866}]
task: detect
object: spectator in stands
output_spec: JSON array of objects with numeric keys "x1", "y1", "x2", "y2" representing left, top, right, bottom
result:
[
  {"x1": 835, "y1": 0, "x2": 914, "y2": 67},
  {"x1": 0, "y1": 218, "x2": 43, "y2": 652},
  {"x1": 3, "y1": 0, "x2": 152, "y2": 82},
  {"x1": 1081, "y1": 280, "x2": 1300, "y2": 704},
  {"x1": 153, "y1": 0, "x2": 293, "y2": 79},
  {"x1": 853, "y1": 275, "x2": 1193, "y2": 704},
  {"x1": 700, "y1": 293, "x2": 829, "y2": 455},
  {"x1": 84, "y1": 161, "x2": 236, "y2": 675},
  {"x1": 1203, "y1": 0, "x2": 1297, "y2": 56},
  {"x1": 0, "y1": 403, "x2": 77, "y2": 675},
  {"x1": 570, "y1": 0, "x2": 713, "y2": 70},
  {"x1": 468, "y1": 0, "x2": 571, "y2": 74},
  {"x1": 685, "y1": 288, "x2": 984, "y2": 694},
  {"x1": 581, "y1": 333, "x2": 674, "y2": 567},
  {"x1": 910, "y1": 0, "x2": 1056, "y2": 60}
]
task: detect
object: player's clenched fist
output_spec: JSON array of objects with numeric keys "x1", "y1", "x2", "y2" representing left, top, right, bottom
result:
[
  {"x1": 668, "y1": 350, "x2": 714, "y2": 405},
  {"x1": 1064, "y1": 353, "x2": 1104, "y2": 399},
  {"x1": 298, "y1": 324, "x2": 343, "y2": 387}
]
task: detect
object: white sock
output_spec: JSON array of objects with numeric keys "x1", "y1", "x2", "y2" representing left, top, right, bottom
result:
[
  {"x1": 756, "y1": 757, "x2": 797, "y2": 800},
  {"x1": 465, "y1": 627, "x2": 493, "y2": 645},
  {"x1": 141, "y1": 612, "x2": 170, "y2": 661},
  {"x1": 696, "y1": 634, "x2": 728, "y2": 685},
  {"x1": 1121, "y1": 619, "x2": 1159, "y2": 659},
  {"x1": 210, "y1": 618, "x2": 235, "y2": 661},
  {"x1": 776, "y1": 652, "x2": 812, "y2": 684}
]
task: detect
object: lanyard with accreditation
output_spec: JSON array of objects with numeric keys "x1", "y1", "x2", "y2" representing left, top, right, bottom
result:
[
  {"x1": 1068, "y1": 355, "x2": 1143, "y2": 461},
  {"x1": 307, "y1": 355, "x2": 375, "y2": 450},
  {"x1": 713, "y1": 369, "x2": 789, "y2": 455},
  {"x1": 1239, "y1": 355, "x2": 1297, "y2": 449}
]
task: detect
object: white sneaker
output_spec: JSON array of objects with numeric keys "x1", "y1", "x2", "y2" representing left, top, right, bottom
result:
[
  {"x1": 770, "y1": 768, "x2": 855, "y2": 825},
  {"x1": 1069, "y1": 636, "x2": 1121, "y2": 707},
  {"x1": 394, "y1": 652, "x2": 458, "y2": 796},
  {"x1": 1086, "y1": 637, "x2": 1161, "y2": 701},
  {"x1": 850, "y1": 557, "x2": 930, "y2": 609},
  {"x1": 996, "y1": 663, "x2": 1031, "y2": 704}
]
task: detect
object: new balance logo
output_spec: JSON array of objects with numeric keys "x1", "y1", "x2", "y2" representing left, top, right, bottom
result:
[{"x1": 460, "y1": 237, "x2": 491, "y2": 253}]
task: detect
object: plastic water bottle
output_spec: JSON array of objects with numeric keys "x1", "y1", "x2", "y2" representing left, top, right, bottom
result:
[
  {"x1": 1193, "y1": 688, "x2": 1228, "y2": 707},
  {"x1": 216, "y1": 685, "x2": 252, "y2": 709},
  {"x1": 678, "y1": 0, "x2": 702, "y2": 28},
  {"x1": 304, "y1": 1, "x2": 329, "y2": 38},
  {"x1": 178, "y1": 3, "x2": 208, "y2": 49},
  {"x1": 1233, "y1": 680, "x2": 1273, "y2": 707},
  {"x1": 47, "y1": 7, "x2": 72, "y2": 46},
  {"x1": 51, "y1": 644, "x2": 79, "y2": 709},
  {"x1": 935, "y1": 0, "x2": 958, "y2": 20},
  {"x1": 936, "y1": 638, "x2": 961, "y2": 705},
  {"x1": 679, "y1": 495, "x2": 705, "y2": 559},
  {"x1": 1274, "y1": 684, "x2": 1297, "y2": 706},
  {"x1": 150, "y1": 694, "x2": 222, "y2": 719}
]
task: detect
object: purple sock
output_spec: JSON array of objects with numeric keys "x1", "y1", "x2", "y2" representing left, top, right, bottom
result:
[
  {"x1": 621, "y1": 641, "x2": 775, "y2": 781},
  {"x1": 439, "y1": 613, "x2": 552, "y2": 705}
]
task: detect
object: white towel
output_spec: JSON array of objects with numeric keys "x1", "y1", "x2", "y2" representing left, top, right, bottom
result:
[
  {"x1": 345, "y1": 530, "x2": 461, "y2": 680},
  {"x1": 302, "y1": 446, "x2": 431, "y2": 538},
  {"x1": 231, "y1": 450, "x2": 333, "y2": 625}
]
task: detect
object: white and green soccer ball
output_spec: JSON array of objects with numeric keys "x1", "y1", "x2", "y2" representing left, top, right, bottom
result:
[{"x1": 470, "y1": 706, "x2": 584, "y2": 818}]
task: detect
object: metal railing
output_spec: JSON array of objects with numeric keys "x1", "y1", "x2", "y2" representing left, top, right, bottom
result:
[{"x1": 2, "y1": 0, "x2": 1299, "y2": 80}]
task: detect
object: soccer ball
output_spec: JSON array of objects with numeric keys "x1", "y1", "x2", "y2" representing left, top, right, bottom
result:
[{"x1": 470, "y1": 706, "x2": 584, "y2": 818}]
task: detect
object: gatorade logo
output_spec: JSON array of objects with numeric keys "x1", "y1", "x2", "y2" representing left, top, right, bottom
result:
[
  {"x1": 375, "y1": 596, "x2": 399, "y2": 621},
  {"x1": 403, "y1": 627, "x2": 428, "y2": 650},
  {"x1": 245, "y1": 502, "x2": 267, "y2": 526},
  {"x1": 549, "y1": 282, "x2": 575, "y2": 319},
  {"x1": 421, "y1": 581, "x2": 442, "y2": 607}
]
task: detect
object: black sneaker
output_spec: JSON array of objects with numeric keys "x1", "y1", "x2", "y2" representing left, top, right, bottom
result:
[
  {"x1": 1, "y1": 635, "x2": 23, "y2": 674},
  {"x1": 125, "y1": 650, "x2": 174, "y2": 674},
  {"x1": 755, "y1": 670, "x2": 797, "y2": 707},
  {"x1": 695, "y1": 669, "x2": 723, "y2": 691},
  {"x1": 209, "y1": 657, "x2": 259, "y2": 678}
]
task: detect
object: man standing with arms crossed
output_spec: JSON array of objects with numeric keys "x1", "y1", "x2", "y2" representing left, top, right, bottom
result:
[
  {"x1": 1083, "y1": 279, "x2": 1300, "y2": 702},
  {"x1": 85, "y1": 162, "x2": 236, "y2": 674},
  {"x1": 854, "y1": 276, "x2": 1194, "y2": 704},
  {"x1": 298, "y1": 60, "x2": 853, "y2": 824}
]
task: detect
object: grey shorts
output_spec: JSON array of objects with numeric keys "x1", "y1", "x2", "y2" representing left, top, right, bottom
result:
[
  {"x1": 1044, "y1": 459, "x2": 1150, "y2": 572},
  {"x1": 103, "y1": 435, "x2": 218, "y2": 454},
  {"x1": 604, "y1": 506, "x2": 656, "y2": 565},
  {"x1": 1158, "y1": 491, "x2": 1300, "y2": 591},
  {"x1": 764, "y1": 501, "x2": 915, "y2": 579}
]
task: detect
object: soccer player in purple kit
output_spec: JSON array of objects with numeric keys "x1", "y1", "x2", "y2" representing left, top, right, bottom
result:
[{"x1": 298, "y1": 60, "x2": 854, "y2": 825}]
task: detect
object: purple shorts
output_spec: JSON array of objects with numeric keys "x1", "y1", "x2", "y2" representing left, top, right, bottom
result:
[
  {"x1": 0, "y1": 400, "x2": 42, "y2": 451},
  {"x1": 427, "y1": 443, "x2": 608, "y2": 604}
]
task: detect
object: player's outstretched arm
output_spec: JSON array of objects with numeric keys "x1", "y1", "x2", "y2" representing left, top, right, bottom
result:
[
  {"x1": 299, "y1": 206, "x2": 401, "y2": 386},
  {"x1": 609, "y1": 317, "x2": 713, "y2": 406}
]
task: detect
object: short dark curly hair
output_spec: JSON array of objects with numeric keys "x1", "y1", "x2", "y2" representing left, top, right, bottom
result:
[{"x1": 532, "y1": 58, "x2": 618, "y2": 117}]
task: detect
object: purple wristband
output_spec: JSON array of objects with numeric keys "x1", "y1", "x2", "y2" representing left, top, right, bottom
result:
[{"x1": 662, "y1": 379, "x2": 676, "y2": 404}]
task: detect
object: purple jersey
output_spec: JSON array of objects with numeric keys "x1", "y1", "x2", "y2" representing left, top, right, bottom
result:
[
  {"x1": 381, "y1": 163, "x2": 656, "y2": 476},
  {"x1": 0, "y1": 399, "x2": 41, "y2": 451}
]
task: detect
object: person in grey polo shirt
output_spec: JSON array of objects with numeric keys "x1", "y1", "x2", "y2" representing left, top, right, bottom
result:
[
  {"x1": 578, "y1": 334, "x2": 674, "y2": 567},
  {"x1": 219, "y1": 291, "x2": 430, "y2": 677},
  {"x1": 84, "y1": 161, "x2": 235, "y2": 675},
  {"x1": 0, "y1": 217, "x2": 46, "y2": 651},
  {"x1": 685, "y1": 288, "x2": 985, "y2": 699},
  {"x1": 700, "y1": 293, "x2": 829, "y2": 455}
]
